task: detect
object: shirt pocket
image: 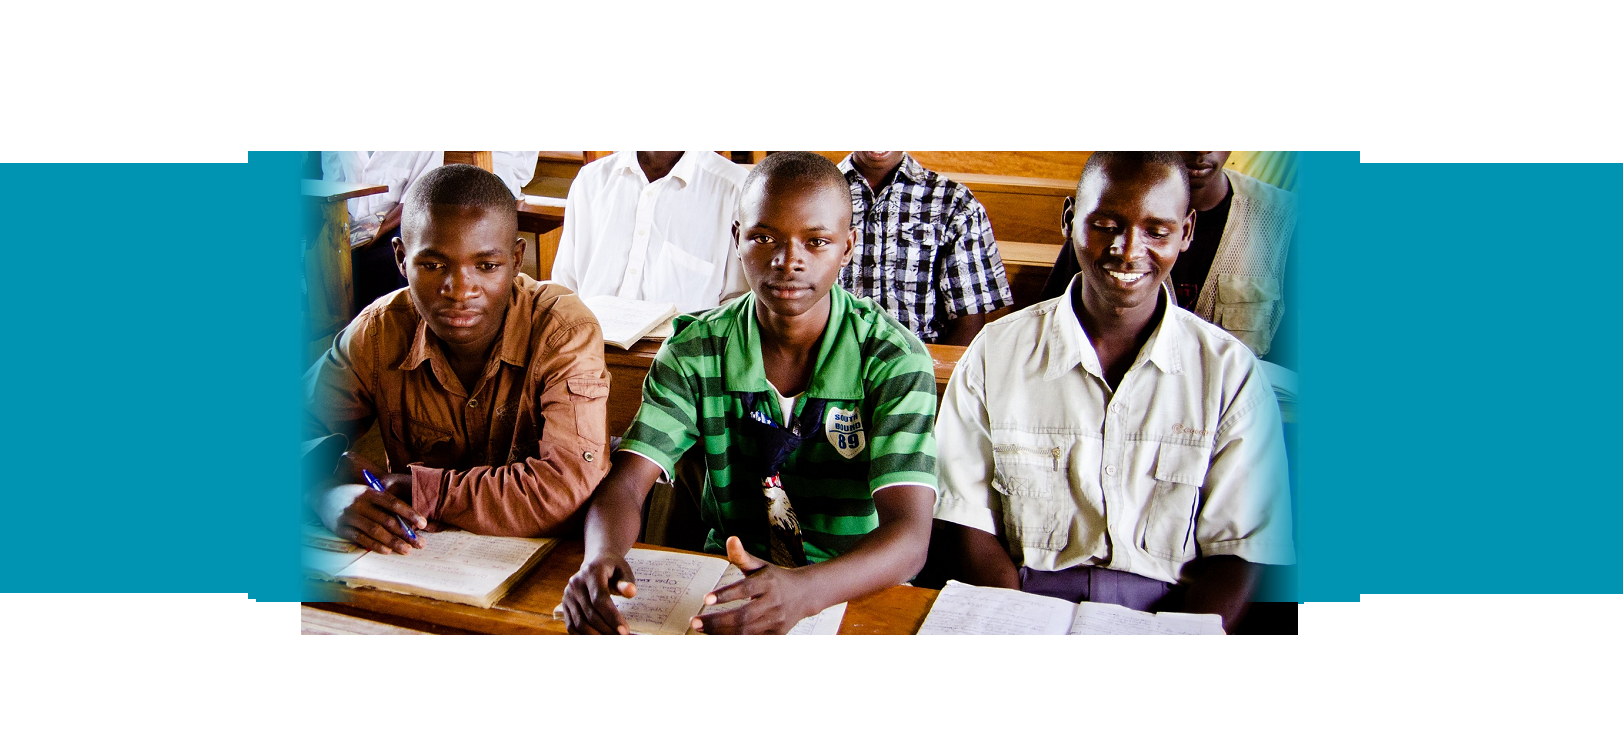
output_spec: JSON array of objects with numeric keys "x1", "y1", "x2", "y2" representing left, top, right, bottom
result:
[
  {"x1": 384, "y1": 411, "x2": 458, "y2": 468},
  {"x1": 652, "y1": 240, "x2": 717, "y2": 307},
  {"x1": 990, "y1": 443, "x2": 1071, "y2": 552},
  {"x1": 1140, "y1": 442, "x2": 1212, "y2": 560},
  {"x1": 565, "y1": 376, "x2": 610, "y2": 445},
  {"x1": 1213, "y1": 273, "x2": 1279, "y2": 353}
]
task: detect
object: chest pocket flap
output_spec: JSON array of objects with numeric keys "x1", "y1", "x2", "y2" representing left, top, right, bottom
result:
[
  {"x1": 1144, "y1": 442, "x2": 1212, "y2": 559},
  {"x1": 1153, "y1": 442, "x2": 1212, "y2": 486}
]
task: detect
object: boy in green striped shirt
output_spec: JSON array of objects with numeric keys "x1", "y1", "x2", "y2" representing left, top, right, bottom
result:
[{"x1": 561, "y1": 152, "x2": 939, "y2": 635}]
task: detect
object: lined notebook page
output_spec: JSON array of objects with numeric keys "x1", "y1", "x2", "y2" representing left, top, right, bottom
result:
[
  {"x1": 334, "y1": 531, "x2": 549, "y2": 603},
  {"x1": 610, "y1": 549, "x2": 731, "y2": 635},
  {"x1": 916, "y1": 581, "x2": 1074, "y2": 635}
]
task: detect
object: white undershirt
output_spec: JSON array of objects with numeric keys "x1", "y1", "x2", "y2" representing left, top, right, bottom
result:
[{"x1": 767, "y1": 382, "x2": 801, "y2": 426}]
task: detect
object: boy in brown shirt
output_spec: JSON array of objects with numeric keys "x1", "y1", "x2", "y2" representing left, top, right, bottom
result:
[{"x1": 305, "y1": 164, "x2": 610, "y2": 553}]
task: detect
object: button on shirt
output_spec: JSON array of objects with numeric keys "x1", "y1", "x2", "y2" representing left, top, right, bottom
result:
[
  {"x1": 618, "y1": 286, "x2": 939, "y2": 563},
  {"x1": 553, "y1": 151, "x2": 749, "y2": 313},
  {"x1": 304, "y1": 275, "x2": 611, "y2": 537},
  {"x1": 933, "y1": 279, "x2": 1295, "y2": 585},
  {"x1": 321, "y1": 151, "x2": 444, "y2": 224},
  {"x1": 837, "y1": 153, "x2": 1013, "y2": 343}
]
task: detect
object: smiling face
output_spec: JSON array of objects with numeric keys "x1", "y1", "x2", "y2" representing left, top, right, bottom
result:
[
  {"x1": 734, "y1": 177, "x2": 856, "y2": 321},
  {"x1": 1180, "y1": 151, "x2": 1232, "y2": 192},
  {"x1": 393, "y1": 204, "x2": 524, "y2": 353},
  {"x1": 1066, "y1": 161, "x2": 1194, "y2": 319}
]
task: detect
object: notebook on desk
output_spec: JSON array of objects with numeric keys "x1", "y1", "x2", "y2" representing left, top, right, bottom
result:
[
  {"x1": 582, "y1": 295, "x2": 679, "y2": 349},
  {"x1": 303, "y1": 524, "x2": 557, "y2": 609},
  {"x1": 550, "y1": 548, "x2": 846, "y2": 635},
  {"x1": 917, "y1": 581, "x2": 1224, "y2": 635}
]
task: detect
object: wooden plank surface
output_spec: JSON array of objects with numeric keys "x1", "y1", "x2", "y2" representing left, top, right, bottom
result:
[
  {"x1": 809, "y1": 151, "x2": 1093, "y2": 182},
  {"x1": 301, "y1": 179, "x2": 388, "y2": 203},
  {"x1": 303, "y1": 539, "x2": 938, "y2": 635},
  {"x1": 1000, "y1": 241, "x2": 1062, "y2": 311}
]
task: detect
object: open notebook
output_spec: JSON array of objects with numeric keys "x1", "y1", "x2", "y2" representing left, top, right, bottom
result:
[
  {"x1": 303, "y1": 524, "x2": 557, "y2": 609},
  {"x1": 551, "y1": 548, "x2": 846, "y2": 635},
  {"x1": 582, "y1": 295, "x2": 678, "y2": 349},
  {"x1": 917, "y1": 581, "x2": 1225, "y2": 635}
]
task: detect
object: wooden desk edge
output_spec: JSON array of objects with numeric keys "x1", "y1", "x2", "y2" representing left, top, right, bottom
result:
[
  {"x1": 302, "y1": 180, "x2": 388, "y2": 203},
  {"x1": 304, "y1": 540, "x2": 939, "y2": 635}
]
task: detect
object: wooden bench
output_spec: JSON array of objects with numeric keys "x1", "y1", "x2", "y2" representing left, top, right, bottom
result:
[{"x1": 999, "y1": 240, "x2": 1062, "y2": 311}]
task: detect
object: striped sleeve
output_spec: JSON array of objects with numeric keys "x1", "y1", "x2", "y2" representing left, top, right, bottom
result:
[
  {"x1": 863, "y1": 327, "x2": 939, "y2": 494},
  {"x1": 617, "y1": 340, "x2": 701, "y2": 479}
]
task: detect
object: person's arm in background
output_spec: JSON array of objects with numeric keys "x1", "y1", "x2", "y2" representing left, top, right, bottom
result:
[
  {"x1": 551, "y1": 167, "x2": 587, "y2": 292},
  {"x1": 406, "y1": 317, "x2": 611, "y2": 536},
  {"x1": 935, "y1": 192, "x2": 1011, "y2": 346}
]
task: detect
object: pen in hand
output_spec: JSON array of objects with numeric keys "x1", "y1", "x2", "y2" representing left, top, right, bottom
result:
[{"x1": 361, "y1": 468, "x2": 419, "y2": 545}]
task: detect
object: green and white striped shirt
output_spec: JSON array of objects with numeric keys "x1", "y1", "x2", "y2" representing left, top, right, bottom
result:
[{"x1": 620, "y1": 286, "x2": 938, "y2": 563}]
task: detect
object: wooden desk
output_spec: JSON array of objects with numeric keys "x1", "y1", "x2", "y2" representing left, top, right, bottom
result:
[
  {"x1": 604, "y1": 339, "x2": 966, "y2": 438},
  {"x1": 303, "y1": 539, "x2": 940, "y2": 635},
  {"x1": 518, "y1": 200, "x2": 565, "y2": 236},
  {"x1": 302, "y1": 180, "x2": 388, "y2": 337}
]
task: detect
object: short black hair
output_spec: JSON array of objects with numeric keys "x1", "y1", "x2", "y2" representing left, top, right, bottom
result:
[
  {"x1": 1079, "y1": 151, "x2": 1191, "y2": 199},
  {"x1": 401, "y1": 163, "x2": 517, "y2": 238},
  {"x1": 740, "y1": 151, "x2": 851, "y2": 223}
]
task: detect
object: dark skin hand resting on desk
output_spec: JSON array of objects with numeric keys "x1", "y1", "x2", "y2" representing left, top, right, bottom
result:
[
  {"x1": 939, "y1": 156, "x2": 1261, "y2": 632},
  {"x1": 562, "y1": 165, "x2": 934, "y2": 634},
  {"x1": 312, "y1": 200, "x2": 528, "y2": 555}
]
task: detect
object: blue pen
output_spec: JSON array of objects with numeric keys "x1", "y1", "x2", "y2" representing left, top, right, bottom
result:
[{"x1": 361, "y1": 469, "x2": 418, "y2": 544}]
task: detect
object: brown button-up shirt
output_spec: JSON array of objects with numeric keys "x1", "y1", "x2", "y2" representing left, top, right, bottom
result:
[{"x1": 304, "y1": 275, "x2": 610, "y2": 536}]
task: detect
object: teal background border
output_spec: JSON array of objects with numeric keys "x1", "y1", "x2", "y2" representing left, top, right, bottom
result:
[{"x1": 0, "y1": 151, "x2": 1616, "y2": 602}]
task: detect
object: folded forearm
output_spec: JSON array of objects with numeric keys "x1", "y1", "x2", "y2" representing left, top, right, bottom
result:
[{"x1": 411, "y1": 452, "x2": 606, "y2": 537}]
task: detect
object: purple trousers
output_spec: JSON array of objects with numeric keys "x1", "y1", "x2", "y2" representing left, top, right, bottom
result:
[{"x1": 1020, "y1": 565, "x2": 1183, "y2": 613}]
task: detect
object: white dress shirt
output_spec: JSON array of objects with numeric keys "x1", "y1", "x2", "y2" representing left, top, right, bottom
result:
[
  {"x1": 553, "y1": 151, "x2": 749, "y2": 313},
  {"x1": 320, "y1": 151, "x2": 444, "y2": 224},
  {"x1": 934, "y1": 280, "x2": 1296, "y2": 585},
  {"x1": 492, "y1": 151, "x2": 538, "y2": 198}
]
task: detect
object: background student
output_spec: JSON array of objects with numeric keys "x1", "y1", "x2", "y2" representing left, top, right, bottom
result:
[
  {"x1": 837, "y1": 151, "x2": 1013, "y2": 345},
  {"x1": 553, "y1": 150, "x2": 749, "y2": 313}
]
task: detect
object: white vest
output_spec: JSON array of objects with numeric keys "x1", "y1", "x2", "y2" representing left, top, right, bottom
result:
[{"x1": 1190, "y1": 169, "x2": 1296, "y2": 356}]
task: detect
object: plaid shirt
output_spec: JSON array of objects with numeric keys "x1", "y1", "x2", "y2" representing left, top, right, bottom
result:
[{"x1": 837, "y1": 153, "x2": 1013, "y2": 343}]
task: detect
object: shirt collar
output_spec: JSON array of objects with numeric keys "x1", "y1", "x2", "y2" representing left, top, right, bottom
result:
[
  {"x1": 398, "y1": 279, "x2": 530, "y2": 373},
  {"x1": 612, "y1": 150, "x2": 698, "y2": 187},
  {"x1": 1042, "y1": 275, "x2": 1183, "y2": 382},
  {"x1": 837, "y1": 152, "x2": 928, "y2": 191},
  {"x1": 722, "y1": 287, "x2": 863, "y2": 400}
]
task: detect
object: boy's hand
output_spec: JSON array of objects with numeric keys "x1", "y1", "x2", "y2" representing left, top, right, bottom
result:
[
  {"x1": 562, "y1": 554, "x2": 638, "y2": 635},
  {"x1": 315, "y1": 483, "x2": 426, "y2": 555},
  {"x1": 691, "y1": 537, "x2": 813, "y2": 635}
]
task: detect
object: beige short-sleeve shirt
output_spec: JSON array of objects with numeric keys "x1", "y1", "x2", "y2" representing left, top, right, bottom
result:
[{"x1": 934, "y1": 279, "x2": 1295, "y2": 585}]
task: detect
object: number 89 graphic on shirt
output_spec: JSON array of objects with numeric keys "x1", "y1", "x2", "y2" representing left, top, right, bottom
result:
[{"x1": 824, "y1": 407, "x2": 866, "y2": 459}]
